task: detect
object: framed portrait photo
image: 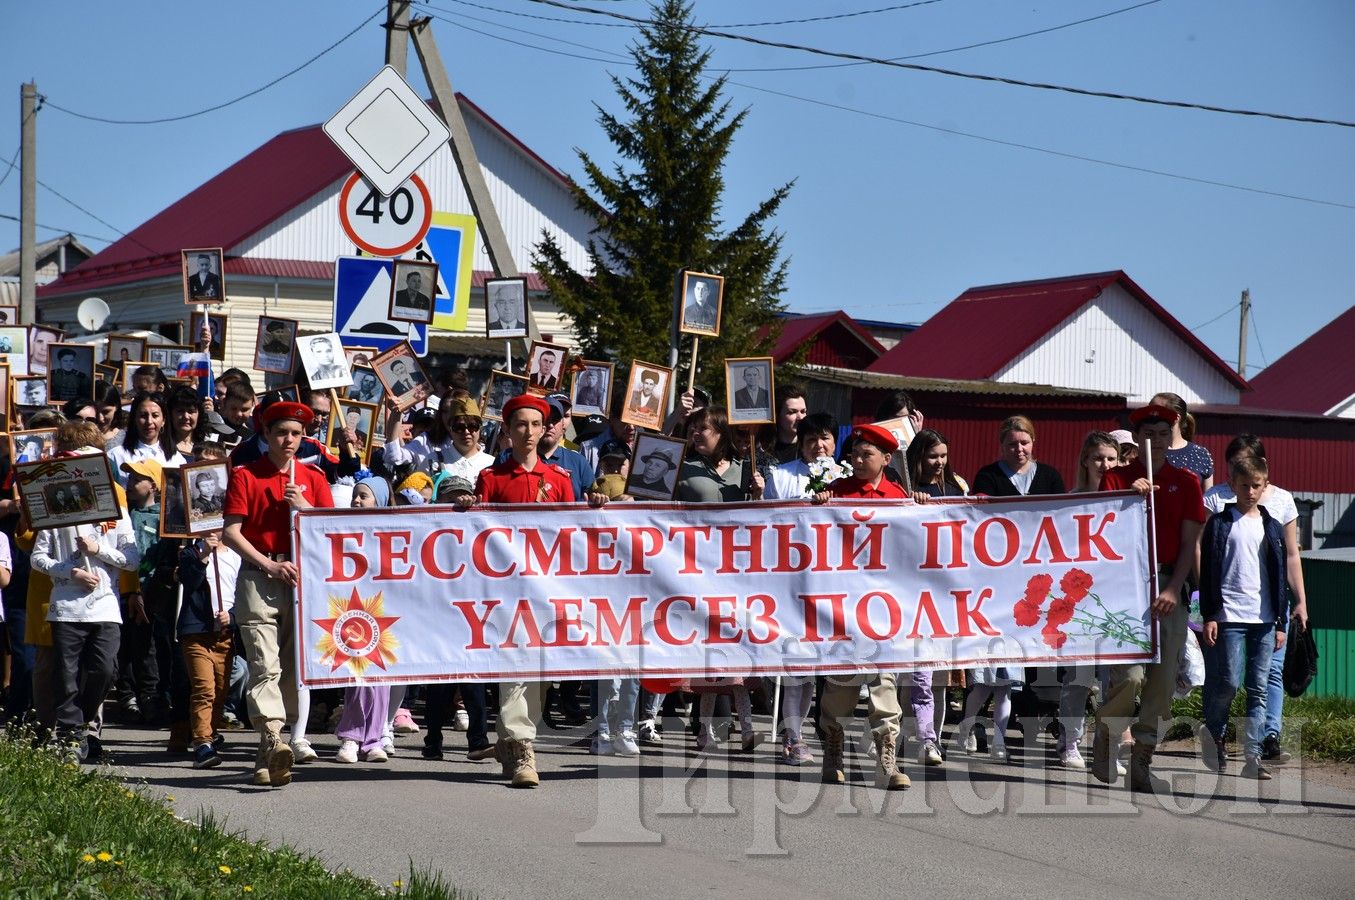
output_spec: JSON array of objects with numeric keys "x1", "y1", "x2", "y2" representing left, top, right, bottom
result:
[
  {"x1": 106, "y1": 334, "x2": 147, "y2": 366},
  {"x1": 254, "y1": 316, "x2": 299, "y2": 374},
  {"x1": 484, "y1": 276, "x2": 529, "y2": 339},
  {"x1": 569, "y1": 360, "x2": 613, "y2": 418},
  {"x1": 13, "y1": 375, "x2": 47, "y2": 409},
  {"x1": 326, "y1": 397, "x2": 377, "y2": 463},
  {"x1": 10, "y1": 427, "x2": 56, "y2": 464},
  {"x1": 481, "y1": 369, "x2": 529, "y2": 422},
  {"x1": 148, "y1": 343, "x2": 191, "y2": 377},
  {"x1": 27, "y1": 326, "x2": 64, "y2": 376},
  {"x1": 95, "y1": 362, "x2": 120, "y2": 385},
  {"x1": 261, "y1": 383, "x2": 300, "y2": 404},
  {"x1": 47, "y1": 343, "x2": 97, "y2": 404},
  {"x1": 181, "y1": 459, "x2": 229, "y2": 535},
  {"x1": 191, "y1": 311, "x2": 228, "y2": 362},
  {"x1": 677, "y1": 270, "x2": 724, "y2": 337},
  {"x1": 296, "y1": 331, "x2": 351, "y2": 391},
  {"x1": 0, "y1": 306, "x2": 17, "y2": 327},
  {"x1": 345, "y1": 365, "x2": 386, "y2": 407},
  {"x1": 158, "y1": 466, "x2": 191, "y2": 539},
  {"x1": 344, "y1": 345, "x2": 378, "y2": 369},
  {"x1": 370, "y1": 341, "x2": 431, "y2": 411},
  {"x1": 525, "y1": 341, "x2": 568, "y2": 396},
  {"x1": 619, "y1": 360, "x2": 673, "y2": 431},
  {"x1": 14, "y1": 451, "x2": 122, "y2": 531},
  {"x1": 120, "y1": 361, "x2": 159, "y2": 394},
  {"x1": 725, "y1": 356, "x2": 775, "y2": 427},
  {"x1": 0, "y1": 326, "x2": 30, "y2": 375},
  {"x1": 388, "y1": 259, "x2": 439, "y2": 325},
  {"x1": 182, "y1": 247, "x2": 225, "y2": 304},
  {"x1": 625, "y1": 433, "x2": 686, "y2": 501}
]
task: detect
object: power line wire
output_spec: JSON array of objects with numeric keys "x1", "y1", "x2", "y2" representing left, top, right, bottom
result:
[
  {"x1": 1189, "y1": 302, "x2": 1240, "y2": 331},
  {"x1": 708, "y1": 0, "x2": 948, "y2": 28},
  {"x1": 0, "y1": 212, "x2": 116, "y2": 244},
  {"x1": 41, "y1": 4, "x2": 385, "y2": 126},
  {"x1": 0, "y1": 103, "x2": 42, "y2": 193},
  {"x1": 525, "y1": 0, "x2": 1355, "y2": 128},
  {"x1": 1249, "y1": 304, "x2": 1268, "y2": 367},
  {"x1": 36, "y1": 179, "x2": 157, "y2": 255}
]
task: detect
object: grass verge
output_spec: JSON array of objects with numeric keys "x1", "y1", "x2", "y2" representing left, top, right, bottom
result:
[
  {"x1": 1167, "y1": 692, "x2": 1355, "y2": 762},
  {"x1": 0, "y1": 727, "x2": 465, "y2": 898}
]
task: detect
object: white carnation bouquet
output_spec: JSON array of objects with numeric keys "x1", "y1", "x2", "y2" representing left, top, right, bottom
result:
[{"x1": 804, "y1": 455, "x2": 851, "y2": 495}]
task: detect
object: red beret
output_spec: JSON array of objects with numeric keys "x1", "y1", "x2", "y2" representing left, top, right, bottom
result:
[
  {"x1": 261, "y1": 401, "x2": 314, "y2": 429},
  {"x1": 1128, "y1": 403, "x2": 1179, "y2": 427},
  {"x1": 502, "y1": 394, "x2": 550, "y2": 423},
  {"x1": 852, "y1": 423, "x2": 899, "y2": 455}
]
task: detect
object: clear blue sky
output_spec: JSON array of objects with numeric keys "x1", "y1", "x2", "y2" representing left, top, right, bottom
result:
[{"x1": 3, "y1": 1, "x2": 1352, "y2": 373}]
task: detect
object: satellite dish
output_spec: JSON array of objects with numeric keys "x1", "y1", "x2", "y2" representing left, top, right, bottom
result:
[{"x1": 77, "y1": 297, "x2": 110, "y2": 332}]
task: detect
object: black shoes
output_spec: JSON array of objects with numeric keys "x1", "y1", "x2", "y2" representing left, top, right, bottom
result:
[{"x1": 1260, "y1": 735, "x2": 1292, "y2": 764}]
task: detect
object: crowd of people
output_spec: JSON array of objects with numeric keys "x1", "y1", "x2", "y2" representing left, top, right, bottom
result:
[{"x1": 0, "y1": 341, "x2": 1310, "y2": 795}]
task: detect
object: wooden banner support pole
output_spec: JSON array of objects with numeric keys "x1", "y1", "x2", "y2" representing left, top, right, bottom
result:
[{"x1": 687, "y1": 336, "x2": 699, "y2": 394}]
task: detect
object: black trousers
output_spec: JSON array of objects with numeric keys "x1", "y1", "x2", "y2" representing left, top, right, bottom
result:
[
  {"x1": 51, "y1": 621, "x2": 120, "y2": 736},
  {"x1": 423, "y1": 683, "x2": 490, "y2": 752}
]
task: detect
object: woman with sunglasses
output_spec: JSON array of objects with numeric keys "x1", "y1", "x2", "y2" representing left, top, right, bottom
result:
[{"x1": 383, "y1": 390, "x2": 493, "y2": 480}]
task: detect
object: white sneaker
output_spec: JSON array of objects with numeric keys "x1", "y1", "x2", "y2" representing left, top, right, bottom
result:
[
  {"x1": 591, "y1": 733, "x2": 613, "y2": 755},
  {"x1": 453, "y1": 710, "x2": 470, "y2": 732},
  {"x1": 919, "y1": 740, "x2": 943, "y2": 766},
  {"x1": 290, "y1": 738, "x2": 318, "y2": 764},
  {"x1": 613, "y1": 731, "x2": 641, "y2": 757},
  {"x1": 1058, "y1": 746, "x2": 1087, "y2": 769},
  {"x1": 636, "y1": 720, "x2": 663, "y2": 746},
  {"x1": 961, "y1": 732, "x2": 978, "y2": 754},
  {"x1": 336, "y1": 740, "x2": 358, "y2": 764},
  {"x1": 381, "y1": 733, "x2": 396, "y2": 756},
  {"x1": 362, "y1": 746, "x2": 389, "y2": 763}
]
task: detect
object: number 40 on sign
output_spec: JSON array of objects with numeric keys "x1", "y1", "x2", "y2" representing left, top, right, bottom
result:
[{"x1": 338, "y1": 172, "x2": 433, "y2": 258}]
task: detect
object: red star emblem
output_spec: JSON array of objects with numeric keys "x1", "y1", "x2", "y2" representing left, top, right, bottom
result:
[{"x1": 312, "y1": 588, "x2": 400, "y2": 673}]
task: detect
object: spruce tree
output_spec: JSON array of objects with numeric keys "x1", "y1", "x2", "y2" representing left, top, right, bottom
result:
[{"x1": 533, "y1": 0, "x2": 792, "y2": 397}]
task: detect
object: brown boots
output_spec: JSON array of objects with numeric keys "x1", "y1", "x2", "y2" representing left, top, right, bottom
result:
[
  {"x1": 253, "y1": 722, "x2": 293, "y2": 787},
  {"x1": 819, "y1": 727, "x2": 910, "y2": 790},
  {"x1": 496, "y1": 738, "x2": 539, "y2": 789},
  {"x1": 820, "y1": 726, "x2": 845, "y2": 784}
]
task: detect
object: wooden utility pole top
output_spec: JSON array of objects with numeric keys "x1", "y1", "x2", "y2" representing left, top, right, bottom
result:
[
  {"x1": 19, "y1": 81, "x2": 38, "y2": 324},
  {"x1": 384, "y1": 1, "x2": 410, "y2": 76},
  {"x1": 1237, "y1": 288, "x2": 1250, "y2": 378}
]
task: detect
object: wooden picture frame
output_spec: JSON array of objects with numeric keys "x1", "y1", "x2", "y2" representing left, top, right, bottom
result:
[
  {"x1": 343, "y1": 346, "x2": 378, "y2": 369},
  {"x1": 481, "y1": 370, "x2": 529, "y2": 422},
  {"x1": 14, "y1": 451, "x2": 122, "y2": 531},
  {"x1": 254, "y1": 316, "x2": 299, "y2": 374},
  {"x1": 345, "y1": 365, "x2": 385, "y2": 406},
  {"x1": 182, "y1": 247, "x2": 225, "y2": 304},
  {"x1": 0, "y1": 326, "x2": 30, "y2": 375},
  {"x1": 95, "y1": 362, "x2": 120, "y2": 385},
  {"x1": 370, "y1": 340, "x2": 431, "y2": 411},
  {"x1": 106, "y1": 334, "x2": 147, "y2": 366},
  {"x1": 257, "y1": 383, "x2": 299, "y2": 404},
  {"x1": 625, "y1": 432, "x2": 687, "y2": 501},
  {"x1": 724, "y1": 356, "x2": 776, "y2": 426},
  {"x1": 10, "y1": 427, "x2": 56, "y2": 464},
  {"x1": 181, "y1": 458, "x2": 228, "y2": 535},
  {"x1": 27, "y1": 325, "x2": 64, "y2": 375},
  {"x1": 569, "y1": 360, "x2": 613, "y2": 419},
  {"x1": 619, "y1": 360, "x2": 673, "y2": 431},
  {"x1": 525, "y1": 341, "x2": 568, "y2": 396},
  {"x1": 326, "y1": 394, "x2": 378, "y2": 464},
  {"x1": 388, "y1": 258, "x2": 439, "y2": 325},
  {"x1": 191, "y1": 311, "x2": 228, "y2": 362},
  {"x1": 120, "y1": 361, "x2": 160, "y2": 394},
  {"x1": 484, "y1": 276, "x2": 529, "y2": 339},
  {"x1": 147, "y1": 343, "x2": 192, "y2": 377},
  {"x1": 47, "y1": 343, "x2": 97, "y2": 404},
  {"x1": 13, "y1": 375, "x2": 47, "y2": 409},
  {"x1": 158, "y1": 466, "x2": 192, "y2": 538},
  {"x1": 677, "y1": 270, "x2": 724, "y2": 337},
  {"x1": 0, "y1": 306, "x2": 17, "y2": 327}
]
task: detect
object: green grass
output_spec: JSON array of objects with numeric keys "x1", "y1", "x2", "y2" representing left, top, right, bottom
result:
[
  {"x1": 1167, "y1": 692, "x2": 1355, "y2": 762},
  {"x1": 0, "y1": 727, "x2": 466, "y2": 899}
]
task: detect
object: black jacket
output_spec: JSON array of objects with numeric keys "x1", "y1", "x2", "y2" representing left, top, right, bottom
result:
[
  {"x1": 971, "y1": 462, "x2": 1066, "y2": 497},
  {"x1": 1199, "y1": 504, "x2": 1289, "y2": 629}
]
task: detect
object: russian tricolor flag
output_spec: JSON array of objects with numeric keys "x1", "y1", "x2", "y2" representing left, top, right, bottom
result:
[{"x1": 176, "y1": 351, "x2": 215, "y2": 399}]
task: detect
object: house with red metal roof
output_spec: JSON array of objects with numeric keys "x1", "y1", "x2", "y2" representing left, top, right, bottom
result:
[
  {"x1": 763, "y1": 311, "x2": 888, "y2": 369},
  {"x1": 1242, "y1": 304, "x2": 1355, "y2": 418},
  {"x1": 868, "y1": 271, "x2": 1249, "y2": 406},
  {"x1": 35, "y1": 94, "x2": 594, "y2": 378}
]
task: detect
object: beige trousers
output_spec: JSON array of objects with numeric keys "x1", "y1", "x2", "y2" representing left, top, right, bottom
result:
[
  {"x1": 819, "y1": 672, "x2": 903, "y2": 743},
  {"x1": 497, "y1": 681, "x2": 545, "y2": 742},
  {"x1": 236, "y1": 567, "x2": 298, "y2": 728},
  {"x1": 1096, "y1": 578, "x2": 1189, "y2": 748}
]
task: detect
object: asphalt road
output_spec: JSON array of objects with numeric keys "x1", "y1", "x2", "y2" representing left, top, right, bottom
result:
[{"x1": 93, "y1": 712, "x2": 1355, "y2": 900}]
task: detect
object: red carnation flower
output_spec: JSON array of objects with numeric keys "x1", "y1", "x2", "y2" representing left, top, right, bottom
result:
[
  {"x1": 1046, "y1": 597, "x2": 1076, "y2": 627},
  {"x1": 1023, "y1": 573, "x2": 1054, "y2": 606},
  {"x1": 1060, "y1": 568, "x2": 1094, "y2": 604},
  {"x1": 1041, "y1": 624, "x2": 1068, "y2": 649},
  {"x1": 1013, "y1": 599, "x2": 1041, "y2": 627}
]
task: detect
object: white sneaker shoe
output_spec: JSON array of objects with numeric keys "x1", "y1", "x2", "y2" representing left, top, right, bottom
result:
[
  {"x1": 613, "y1": 731, "x2": 641, "y2": 757},
  {"x1": 381, "y1": 732, "x2": 396, "y2": 756},
  {"x1": 591, "y1": 733, "x2": 613, "y2": 755},
  {"x1": 919, "y1": 740, "x2": 944, "y2": 766},
  {"x1": 336, "y1": 740, "x2": 358, "y2": 764},
  {"x1": 636, "y1": 720, "x2": 663, "y2": 746},
  {"x1": 453, "y1": 710, "x2": 470, "y2": 732},
  {"x1": 290, "y1": 738, "x2": 319, "y2": 764},
  {"x1": 362, "y1": 746, "x2": 389, "y2": 763},
  {"x1": 1058, "y1": 746, "x2": 1087, "y2": 769}
]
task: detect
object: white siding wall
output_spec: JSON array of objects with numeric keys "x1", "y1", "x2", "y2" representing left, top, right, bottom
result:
[{"x1": 993, "y1": 283, "x2": 1241, "y2": 405}]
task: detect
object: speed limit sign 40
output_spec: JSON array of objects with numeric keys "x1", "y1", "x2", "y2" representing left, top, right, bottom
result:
[{"x1": 339, "y1": 172, "x2": 433, "y2": 257}]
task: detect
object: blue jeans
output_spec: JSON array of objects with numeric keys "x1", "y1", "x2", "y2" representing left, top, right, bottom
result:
[
  {"x1": 3, "y1": 602, "x2": 35, "y2": 718},
  {"x1": 591, "y1": 678, "x2": 640, "y2": 737},
  {"x1": 1265, "y1": 639, "x2": 1285, "y2": 740},
  {"x1": 1203, "y1": 623, "x2": 1274, "y2": 759}
]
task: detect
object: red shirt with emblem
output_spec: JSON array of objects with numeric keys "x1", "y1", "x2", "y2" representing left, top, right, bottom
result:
[
  {"x1": 475, "y1": 457, "x2": 577, "y2": 504},
  {"x1": 224, "y1": 456, "x2": 334, "y2": 555},
  {"x1": 828, "y1": 475, "x2": 907, "y2": 500},
  {"x1": 1102, "y1": 459, "x2": 1204, "y2": 564}
]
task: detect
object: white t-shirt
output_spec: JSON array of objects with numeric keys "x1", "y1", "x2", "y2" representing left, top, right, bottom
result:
[
  {"x1": 1204, "y1": 483, "x2": 1297, "y2": 525},
  {"x1": 1218, "y1": 508, "x2": 1272, "y2": 624},
  {"x1": 0, "y1": 533, "x2": 10, "y2": 622}
]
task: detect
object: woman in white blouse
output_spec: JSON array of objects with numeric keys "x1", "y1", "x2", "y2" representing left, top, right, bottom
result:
[{"x1": 105, "y1": 391, "x2": 186, "y2": 485}]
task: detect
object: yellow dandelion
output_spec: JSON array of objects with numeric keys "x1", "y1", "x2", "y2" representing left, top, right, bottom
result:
[
  {"x1": 393, "y1": 879, "x2": 403, "y2": 888},
  {"x1": 81, "y1": 853, "x2": 95, "y2": 863},
  {"x1": 219, "y1": 865, "x2": 232, "y2": 875},
  {"x1": 244, "y1": 888, "x2": 254, "y2": 894},
  {"x1": 166, "y1": 795, "x2": 176, "y2": 801},
  {"x1": 192, "y1": 846, "x2": 199, "y2": 853},
  {"x1": 114, "y1": 861, "x2": 124, "y2": 867},
  {"x1": 96, "y1": 852, "x2": 112, "y2": 862}
]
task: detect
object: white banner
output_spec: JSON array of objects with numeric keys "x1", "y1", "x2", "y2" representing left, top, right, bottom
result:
[{"x1": 293, "y1": 493, "x2": 1153, "y2": 687}]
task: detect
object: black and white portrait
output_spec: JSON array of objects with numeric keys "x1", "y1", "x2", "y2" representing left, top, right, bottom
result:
[
  {"x1": 328, "y1": 400, "x2": 376, "y2": 462},
  {"x1": 569, "y1": 360, "x2": 612, "y2": 418},
  {"x1": 345, "y1": 346, "x2": 377, "y2": 369},
  {"x1": 106, "y1": 334, "x2": 146, "y2": 365},
  {"x1": 484, "y1": 277, "x2": 528, "y2": 338},
  {"x1": 0, "y1": 306, "x2": 15, "y2": 327},
  {"x1": 183, "y1": 461, "x2": 228, "y2": 535},
  {"x1": 159, "y1": 466, "x2": 190, "y2": 538},
  {"x1": 255, "y1": 316, "x2": 299, "y2": 374},
  {"x1": 371, "y1": 341, "x2": 431, "y2": 410},
  {"x1": 482, "y1": 370, "x2": 528, "y2": 422},
  {"x1": 192, "y1": 311, "x2": 228, "y2": 362},
  {"x1": 27, "y1": 326, "x2": 62, "y2": 376},
  {"x1": 725, "y1": 356, "x2": 775, "y2": 426},
  {"x1": 346, "y1": 366, "x2": 385, "y2": 405},
  {"x1": 678, "y1": 271, "x2": 724, "y2": 337},
  {"x1": 0, "y1": 326, "x2": 30, "y2": 376},
  {"x1": 297, "y1": 332, "x2": 351, "y2": 391},
  {"x1": 47, "y1": 343, "x2": 96, "y2": 404},
  {"x1": 182, "y1": 248, "x2": 225, "y2": 303},
  {"x1": 625, "y1": 433, "x2": 686, "y2": 500},
  {"x1": 620, "y1": 361, "x2": 672, "y2": 431},
  {"x1": 388, "y1": 259, "x2": 438, "y2": 325},
  {"x1": 526, "y1": 341, "x2": 567, "y2": 395},
  {"x1": 14, "y1": 376, "x2": 46, "y2": 408}
]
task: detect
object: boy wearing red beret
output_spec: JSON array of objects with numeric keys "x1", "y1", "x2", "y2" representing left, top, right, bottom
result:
[{"x1": 223, "y1": 401, "x2": 334, "y2": 787}]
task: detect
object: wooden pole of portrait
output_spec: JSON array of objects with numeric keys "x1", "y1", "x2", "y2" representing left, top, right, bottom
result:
[
  {"x1": 687, "y1": 336, "x2": 700, "y2": 393},
  {"x1": 211, "y1": 545, "x2": 224, "y2": 617},
  {"x1": 505, "y1": 340, "x2": 512, "y2": 375}
]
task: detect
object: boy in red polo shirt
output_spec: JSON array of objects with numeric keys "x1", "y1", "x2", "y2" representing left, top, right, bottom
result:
[
  {"x1": 460, "y1": 394, "x2": 605, "y2": 788},
  {"x1": 1093, "y1": 403, "x2": 1205, "y2": 794},
  {"x1": 223, "y1": 401, "x2": 334, "y2": 788},
  {"x1": 811, "y1": 424, "x2": 910, "y2": 790}
]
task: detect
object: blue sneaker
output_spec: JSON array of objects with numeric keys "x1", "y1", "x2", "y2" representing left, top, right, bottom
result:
[{"x1": 193, "y1": 742, "x2": 222, "y2": 769}]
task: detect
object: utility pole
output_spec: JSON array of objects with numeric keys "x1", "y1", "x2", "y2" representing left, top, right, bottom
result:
[
  {"x1": 384, "y1": 1, "x2": 410, "y2": 76},
  {"x1": 1237, "y1": 288, "x2": 1250, "y2": 378},
  {"x1": 19, "y1": 81, "x2": 37, "y2": 324},
  {"x1": 409, "y1": 17, "x2": 540, "y2": 342}
]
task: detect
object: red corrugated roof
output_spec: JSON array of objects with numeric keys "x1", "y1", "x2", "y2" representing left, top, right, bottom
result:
[
  {"x1": 868, "y1": 270, "x2": 1248, "y2": 390},
  {"x1": 765, "y1": 311, "x2": 885, "y2": 363},
  {"x1": 1243, "y1": 305, "x2": 1355, "y2": 414}
]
